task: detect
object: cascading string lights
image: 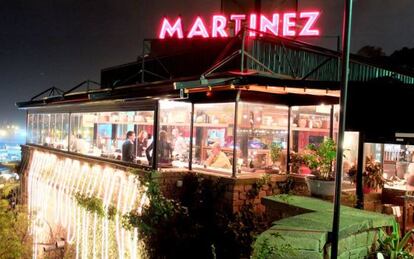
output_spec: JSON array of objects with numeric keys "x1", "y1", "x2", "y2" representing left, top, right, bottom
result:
[{"x1": 28, "y1": 150, "x2": 146, "y2": 258}]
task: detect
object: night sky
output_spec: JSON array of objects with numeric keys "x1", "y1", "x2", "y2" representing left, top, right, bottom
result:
[{"x1": 1, "y1": 0, "x2": 414, "y2": 126}]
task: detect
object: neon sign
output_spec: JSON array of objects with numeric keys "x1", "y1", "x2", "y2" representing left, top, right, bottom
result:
[{"x1": 159, "y1": 12, "x2": 320, "y2": 39}]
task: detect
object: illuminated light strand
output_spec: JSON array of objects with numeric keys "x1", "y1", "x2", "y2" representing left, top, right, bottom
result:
[
  {"x1": 127, "y1": 175, "x2": 139, "y2": 258},
  {"x1": 116, "y1": 175, "x2": 126, "y2": 259},
  {"x1": 27, "y1": 151, "x2": 144, "y2": 258}
]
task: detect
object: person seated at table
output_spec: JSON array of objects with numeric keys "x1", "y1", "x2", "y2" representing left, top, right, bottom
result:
[
  {"x1": 122, "y1": 131, "x2": 136, "y2": 163},
  {"x1": 71, "y1": 134, "x2": 89, "y2": 154},
  {"x1": 146, "y1": 130, "x2": 173, "y2": 165},
  {"x1": 204, "y1": 142, "x2": 231, "y2": 169}
]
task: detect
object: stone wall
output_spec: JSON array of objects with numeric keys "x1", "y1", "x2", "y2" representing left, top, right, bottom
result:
[{"x1": 228, "y1": 175, "x2": 286, "y2": 213}]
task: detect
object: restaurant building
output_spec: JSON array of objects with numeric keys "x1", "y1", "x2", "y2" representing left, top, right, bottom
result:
[{"x1": 16, "y1": 7, "x2": 414, "y2": 258}]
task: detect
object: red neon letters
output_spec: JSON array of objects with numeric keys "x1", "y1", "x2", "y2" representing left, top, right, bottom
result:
[
  {"x1": 159, "y1": 11, "x2": 320, "y2": 39},
  {"x1": 159, "y1": 17, "x2": 184, "y2": 39}
]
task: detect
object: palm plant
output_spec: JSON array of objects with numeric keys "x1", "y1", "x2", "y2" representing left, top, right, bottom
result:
[{"x1": 377, "y1": 221, "x2": 414, "y2": 259}]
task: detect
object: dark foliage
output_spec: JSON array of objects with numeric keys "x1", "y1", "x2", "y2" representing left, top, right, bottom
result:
[{"x1": 123, "y1": 171, "x2": 272, "y2": 258}]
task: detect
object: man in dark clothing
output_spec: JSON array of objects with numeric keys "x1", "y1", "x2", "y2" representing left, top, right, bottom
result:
[
  {"x1": 146, "y1": 130, "x2": 172, "y2": 166},
  {"x1": 122, "y1": 131, "x2": 136, "y2": 163}
]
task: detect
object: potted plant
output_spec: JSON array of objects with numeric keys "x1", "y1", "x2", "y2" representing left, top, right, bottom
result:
[
  {"x1": 303, "y1": 138, "x2": 337, "y2": 197},
  {"x1": 289, "y1": 151, "x2": 313, "y2": 175},
  {"x1": 347, "y1": 156, "x2": 386, "y2": 194},
  {"x1": 376, "y1": 221, "x2": 414, "y2": 259},
  {"x1": 269, "y1": 142, "x2": 282, "y2": 173}
]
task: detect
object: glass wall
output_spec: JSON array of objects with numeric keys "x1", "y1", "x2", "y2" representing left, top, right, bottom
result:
[
  {"x1": 27, "y1": 114, "x2": 35, "y2": 144},
  {"x1": 236, "y1": 102, "x2": 289, "y2": 173},
  {"x1": 290, "y1": 105, "x2": 332, "y2": 152},
  {"x1": 156, "y1": 100, "x2": 191, "y2": 168},
  {"x1": 70, "y1": 111, "x2": 154, "y2": 165},
  {"x1": 26, "y1": 101, "x2": 342, "y2": 174},
  {"x1": 367, "y1": 143, "x2": 414, "y2": 182},
  {"x1": 27, "y1": 113, "x2": 69, "y2": 150},
  {"x1": 192, "y1": 103, "x2": 235, "y2": 173}
]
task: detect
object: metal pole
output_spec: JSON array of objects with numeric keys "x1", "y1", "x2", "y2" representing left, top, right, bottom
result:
[
  {"x1": 356, "y1": 132, "x2": 364, "y2": 209},
  {"x1": 232, "y1": 91, "x2": 241, "y2": 178},
  {"x1": 152, "y1": 102, "x2": 160, "y2": 170},
  {"x1": 287, "y1": 106, "x2": 291, "y2": 173},
  {"x1": 331, "y1": 0, "x2": 353, "y2": 257},
  {"x1": 25, "y1": 111, "x2": 29, "y2": 144},
  {"x1": 189, "y1": 103, "x2": 194, "y2": 170},
  {"x1": 240, "y1": 29, "x2": 246, "y2": 73},
  {"x1": 68, "y1": 113, "x2": 72, "y2": 152},
  {"x1": 255, "y1": 0, "x2": 261, "y2": 29},
  {"x1": 329, "y1": 105, "x2": 334, "y2": 139}
]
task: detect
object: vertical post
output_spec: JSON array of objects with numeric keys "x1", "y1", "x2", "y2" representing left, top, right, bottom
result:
[
  {"x1": 255, "y1": 0, "x2": 261, "y2": 30},
  {"x1": 134, "y1": 124, "x2": 139, "y2": 158},
  {"x1": 403, "y1": 196, "x2": 407, "y2": 236},
  {"x1": 356, "y1": 132, "x2": 364, "y2": 209},
  {"x1": 25, "y1": 111, "x2": 29, "y2": 144},
  {"x1": 331, "y1": 0, "x2": 353, "y2": 257},
  {"x1": 337, "y1": 36, "x2": 341, "y2": 82},
  {"x1": 240, "y1": 29, "x2": 246, "y2": 73},
  {"x1": 68, "y1": 113, "x2": 72, "y2": 152},
  {"x1": 329, "y1": 105, "x2": 334, "y2": 139},
  {"x1": 232, "y1": 91, "x2": 241, "y2": 178},
  {"x1": 286, "y1": 106, "x2": 291, "y2": 173},
  {"x1": 152, "y1": 102, "x2": 160, "y2": 170},
  {"x1": 141, "y1": 42, "x2": 146, "y2": 83},
  {"x1": 189, "y1": 103, "x2": 194, "y2": 170}
]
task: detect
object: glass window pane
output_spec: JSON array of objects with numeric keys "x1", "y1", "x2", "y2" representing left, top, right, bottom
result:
[
  {"x1": 237, "y1": 102, "x2": 288, "y2": 174},
  {"x1": 34, "y1": 114, "x2": 40, "y2": 144},
  {"x1": 29, "y1": 113, "x2": 69, "y2": 149},
  {"x1": 70, "y1": 113, "x2": 96, "y2": 155},
  {"x1": 27, "y1": 114, "x2": 34, "y2": 143},
  {"x1": 158, "y1": 100, "x2": 191, "y2": 168},
  {"x1": 69, "y1": 111, "x2": 154, "y2": 165},
  {"x1": 42, "y1": 114, "x2": 51, "y2": 146},
  {"x1": 192, "y1": 103, "x2": 235, "y2": 174},
  {"x1": 134, "y1": 111, "x2": 154, "y2": 166},
  {"x1": 290, "y1": 105, "x2": 332, "y2": 153}
]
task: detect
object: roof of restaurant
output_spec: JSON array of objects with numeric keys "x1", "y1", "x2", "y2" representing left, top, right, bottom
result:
[{"x1": 16, "y1": 31, "x2": 414, "y2": 109}]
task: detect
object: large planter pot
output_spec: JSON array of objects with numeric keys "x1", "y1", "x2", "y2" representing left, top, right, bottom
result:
[{"x1": 305, "y1": 176, "x2": 336, "y2": 197}]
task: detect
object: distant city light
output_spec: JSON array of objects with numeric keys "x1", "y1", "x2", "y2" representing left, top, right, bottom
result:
[{"x1": 0, "y1": 130, "x2": 7, "y2": 137}]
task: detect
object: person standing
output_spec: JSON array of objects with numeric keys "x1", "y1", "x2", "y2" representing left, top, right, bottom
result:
[
  {"x1": 146, "y1": 130, "x2": 173, "y2": 166},
  {"x1": 137, "y1": 130, "x2": 148, "y2": 157},
  {"x1": 122, "y1": 131, "x2": 136, "y2": 163}
]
